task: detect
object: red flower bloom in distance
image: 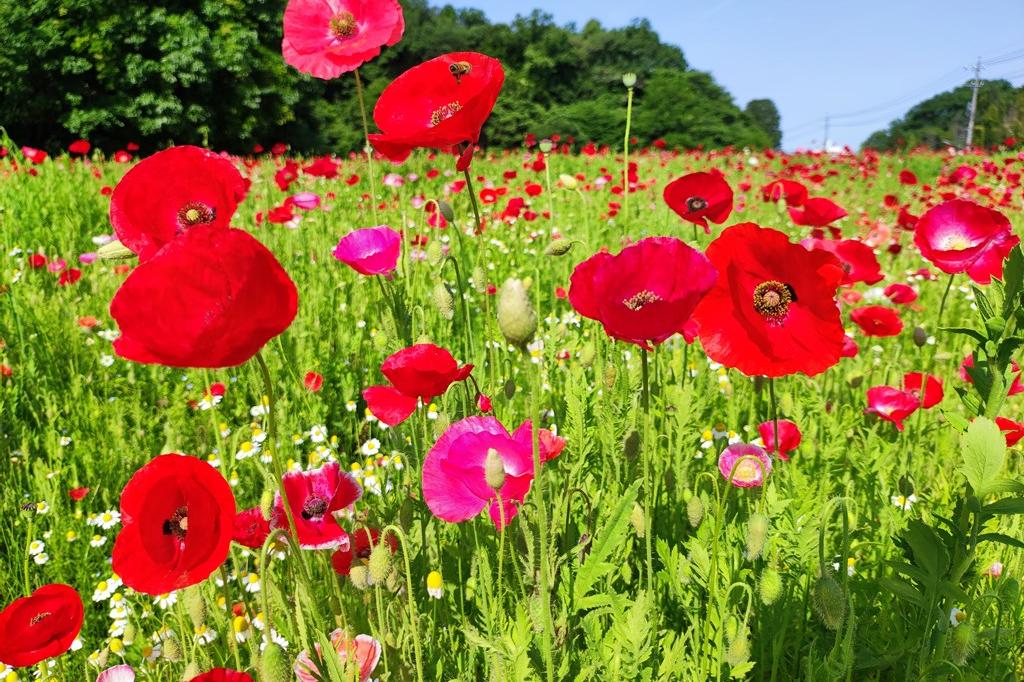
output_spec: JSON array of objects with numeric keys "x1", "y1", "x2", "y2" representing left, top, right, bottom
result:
[{"x1": 663, "y1": 172, "x2": 733, "y2": 232}]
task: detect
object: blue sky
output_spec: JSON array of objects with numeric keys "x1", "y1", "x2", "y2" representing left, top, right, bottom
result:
[{"x1": 455, "y1": 0, "x2": 1024, "y2": 150}]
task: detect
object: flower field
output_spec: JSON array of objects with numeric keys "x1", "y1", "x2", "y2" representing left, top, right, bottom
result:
[{"x1": 2, "y1": 3, "x2": 1024, "y2": 682}]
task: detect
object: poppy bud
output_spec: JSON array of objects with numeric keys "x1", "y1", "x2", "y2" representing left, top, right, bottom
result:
[
  {"x1": 846, "y1": 371, "x2": 863, "y2": 388},
  {"x1": 437, "y1": 200, "x2": 455, "y2": 223},
  {"x1": 97, "y1": 239, "x2": 135, "y2": 260},
  {"x1": 686, "y1": 494, "x2": 704, "y2": 528},
  {"x1": 261, "y1": 642, "x2": 290, "y2": 682},
  {"x1": 630, "y1": 502, "x2": 646, "y2": 538},
  {"x1": 432, "y1": 413, "x2": 450, "y2": 439},
  {"x1": 368, "y1": 538, "x2": 394, "y2": 585},
  {"x1": 123, "y1": 621, "x2": 136, "y2": 645},
  {"x1": 426, "y1": 240, "x2": 445, "y2": 266},
  {"x1": 812, "y1": 571, "x2": 846, "y2": 631},
  {"x1": 162, "y1": 636, "x2": 182, "y2": 662},
  {"x1": 604, "y1": 365, "x2": 617, "y2": 389},
  {"x1": 349, "y1": 564, "x2": 370, "y2": 590},
  {"x1": 544, "y1": 238, "x2": 574, "y2": 257},
  {"x1": 578, "y1": 342, "x2": 596, "y2": 367},
  {"x1": 913, "y1": 326, "x2": 928, "y2": 347},
  {"x1": 471, "y1": 266, "x2": 487, "y2": 293},
  {"x1": 539, "y1": 139, "x2": 553, "y2": 153},
  {"x1": 477, "y1": 392, "x2": 492, "y2": 413},
  {"x1": 948, "y1": 621, "x2": 976, "y2": 665},
  {"x1": 622, "y1": 72, "x2": 637, "y2": 88},
  {"x1": 432, "y1": 281, "x2": 455, "y2": 320},
  {"x1": 260, "y1": 485, "x2": 275, "y2": 520},
  {"x1": 623, "y1": 430, "x2": 640, "y2": 460},
  {"x1": 484, "y1": 448, "x2": 506, "y2": 491},
  {"x1": 372, "y1": 332, "x2": 389, "y2": 350},
  {"x1": 725, "y1": 624, "x2": 750, "y2": 666},
  {"x1": 559, "y1": 173, "x2": 578, "y2": 189},
  {"x1": 497, "y1": 278, "x2": 537, "y2": 347},
  {"x1": 503, "y1": 378, "x2": 517, "y2": 399},
  {"x1": 745, "y1": 513, "x2": 769, "y2": 561},
  {"x1": 759, "y1": 566, "x2": 782, "y2": 605},
  {"x1": 385, "y1": 566, "x2": 403, "y2": 593},
  {"x1": 184, "y1": 586, "x2": 206, "y2": 628},
  {"x1": 415, "y1": 333, "x2": 434, "y2": 345},
  {"x1": 94, "y1": 648, "x2": 110, "y2": 668}
]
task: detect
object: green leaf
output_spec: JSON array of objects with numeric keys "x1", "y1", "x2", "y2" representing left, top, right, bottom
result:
[
  {"x1": 878, "y1": 577, "x2": 924, "y2": 605},
  {"x1": 573, "y1": 480, "x2": 641, "y2": 608},
  {"x1": 942, "y1": 410, "x2": 969, "y2": 432},
  {"x1": 982, "y1": 497, "x2": 1024, "y2": 515},
  {"x1": 972, "y1": 285, "x2": 995, "y2": 321},
  {"x1": 940, "y1": 326, "x2": 987, "y2": 344},
  {"x1": 1000, "y1": 245, "x2": 1023, "y2": 319},
  {"x1": 902, "y1": 520, "x2": 949, "y2": 581},
  {"x1": 959, "y1": 417, "x2": 1006, "y2": 493},
  {"x1": 978, "y1": 533, "x2": 1024, "y2": 550}
]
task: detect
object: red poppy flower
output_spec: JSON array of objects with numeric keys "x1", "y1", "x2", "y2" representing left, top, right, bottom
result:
[
  {"x1": 960, "y1": 355, "x2": 1024, "y2": 396},
  {"x1": 113, "y1": 454, "x2": 235, "y2": 595},
  {"x1": 802, "y1": 238, "x2": 882, "y2": 285},
  {"x1": 381, "y1": 344, "x2": 473, "y2": 400},
  {"x1": 884, "y1": 283, "x2": 918, "y2": 304},
  {"x1": 21, "y1": 147, "x2": 47, "y2": 164},
  {"x1": 331, "y1": 528, "x2": 397, "y2": 575},
  {"x1": 368, "y1": 52, "x2": 504, "y2": 165},
  {"x1": 271, "y1": 462, "x2": 361, "y2": 550},
  {"x1": 693, "y1": 223, "x2": 845, "y2": 377},
  {"x1": 68, "y1": 487, "x2": 90, "y2": 501},
  {"x1": 864, "y1": 386, "x2": 918, "y2": 430},
  {"x1": 0, "y1": 584, "x2": 84, "y2": 667},
  {"x1": 902, "y1": 372, "x2": 943, "y2": 408},
  {"x1": 57, "y1": 269, "x2": 81, "y2": 286},
  {"x1": 110, "y1": 226, "x2": 298, "y2": 368},
  {"x1": 232, "y1": 508, "x2": 271, "y2": 549},
  {"x1": 913, "y1": 199, "x2": 1019, "y2": 284},
  {"x1": 898, "y1": 169, "x2": 918, "y2": 185},
  {"x1": 283, "y1": 0, "x2": 404, "y2": 79},
  {"x1": 761, "y1": 179, "x2": 808, "y2": 207},
  {"x1": 304, "y1": 371, "x2": 324, "y2": 392},
  {"x1": 757, "y1": 419, "x2": 801, "y2": 460},
  {"x1": 68, "y1": 139, "x2": 91, "y2": 155},
  {"x1": 850, "y1": 306, "x2": 903, "y2": 337},
  {"x1": 996, "y1": 417, "x2": 1024, "y2": 447},
  {"x1": 362, "y1": 385, "x2": 419, "y2": 426},
  {"x1": 788, "y1": 197, "x2": 847, "y2": 227},
  {"x1": 187, "y1": 670, "x2": 254, "y2": 682},
  {"x1": 663, "y1": 172, "x2": 733, "y2": 232},
  {"x1": 569, "y1": 237, "x2": 716, "y2": 349},
  {"x1": 110, "y1": 146, "x2": 248, "y2": 262}
]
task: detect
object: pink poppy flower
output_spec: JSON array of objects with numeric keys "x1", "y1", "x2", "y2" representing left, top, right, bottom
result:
[
  {"x1": 283, "y1": 0, "x2": 404, "y2": 80},
  {"x1": 289, "y1": 192, "x2": 321, "y2": 210},
  {"x1": 294, "y1": 631, "x2": 381, "y2": 682},
  {"x1": 903, "y1": 372, "x2": 943, "y2": 409},
  {"x1": 333, "y1": 226, "x2": 401, "y2": 276},
  {"x1": 864, "y1": 386, "x2": 919, "y2": 430},
  {"x1": 98, "y1": 666, "x2": 135, "y2": 682},
  {"x1": 272, "y1": 462, "x2": 361, "y2": 549},
  {"x1": 718, "y1": 443, "x2": 772, "y2": 487},
  {"x1": 914, "y1": 199, "x2": 1020, "y2": 284},
  {"x1": 756, "y1": 419, "x2": 801, "y2": 460},
  {"x1": 423, "y1": 416, "x2": 553, "y2": 528}
]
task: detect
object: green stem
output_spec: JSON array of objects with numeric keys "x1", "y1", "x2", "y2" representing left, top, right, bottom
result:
[
  {"x1": 219, "y1": 566, "x2": 243, "y2": 672},
  {"x1": 530, "y1": 366, "x2": 556, "y2": 682},
  {"x1": 381, "y1": 525, "x2": 425, "y2": 682},
  {"x1": 353, "y1": 68, "x2": 379, "y2": 224},
  {"x1": 462, "y1": 166, "x2": 484, "y2": 236},
  {"x1": 623, "y1": 86, "x2": 634, "y2": 226},
  {"x1": 641, "y1": 348, "x2": 654, "y2": 596},
  {"x1": 767, "y1": 377, "x2": 780, "y2": 457}
]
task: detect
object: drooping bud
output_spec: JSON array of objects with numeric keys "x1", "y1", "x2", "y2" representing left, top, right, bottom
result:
[
  {"x1": 260, "y1": 483, "x2": 275, "y2": 520},
  {"x1": 559, "y1": 173, "x2": 578, "y2": 189},
  {"x1": 484, "y1": 448, "x2": 506, "y2": 491},
  {"x1": 368, "y1": 537, "x2": 394, "y2": 585},
  {"x1": 97, "y1": 239, "x2": 135, "y2": 260},
  {"x1": 122, "y1": 621, "x2": 136, "y2": 645},
  {"x1": 181, "y1": 662, "x2": 201, "y2": 681},
  {"x1": 471, "y1": 265, "x2": 487, "y2": 293},
  {"x1": 630, "y1": 502, "x2": 646, "y2": 538},
  {"x1": 162, "y1": 636, "x2": 182, "y2": 662},
  {"x1": 603, "y1": 365, "x2": 617, "y2": 389},
  {"x1": 184, "y1": 586, "x2": 206, "y2": 628},
  {"x1": 385, "y1": 566, "x2": 403, "y2": 593},
  {"x1": 476, "y1": 392, "x2": 492, "y2": 413},
  {"x1": 759, "y1": 566, "x2": 782, "y2": 605},
  {"x1": 497, "y1": 278, "x2": 537, "y2": 347},
  {"x1": 622, "y1": 72, "x2": 637, "y2": 88},
  {"x1": 948, "y1": 621, "x2": 977, "y2": 665},
  {"x1": 913, "y1": 326, "x2": 928, "y2": 347},
  {"x1": 578, "y1": 342, "x2": 596, "y2": 368},
  {"x1": 426, "y1": 240, "x2": 445, "y2": 266},
  {"x1": 503, "y1": 378, "x2": 517, "y2": 399},
  {"x1": 437, "y1": 199, "x2": 455, "y2": 223},
  {"x1": 544, "y1": 238, "x2": 574, "y2": 257},
  {"x1": 372, "y1": 331, "x2": 389, "y2": 351},
  {"x1": 812, "y1": 571, "x2": 846, "y2": 631},
  {"x1": 725, "y1": 624, "x2": 750, "y2": 667},
  {"x1": 349, "y1": 564, "x2": 370, "y2": 590},
  {"x1": 686, "y1": 495, "x2": 705, "y2": 528},
  {"x1": 260, "y1": 642, "x2": 290, "y2": 682},
  {"x1": 432, "y1": 413, "x2": 450, "y2": 439},
  {"x1": 623, "y1": 430, "x2": 640, "y2": 460},
  {"x1": 432, "y1": 281, "x2": 455, "y2": 320},
  {"x1": 745, "y1": 512, "x2": 769, "y2": 561}
]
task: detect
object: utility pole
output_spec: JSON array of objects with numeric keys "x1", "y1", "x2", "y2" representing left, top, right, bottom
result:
[
  {"x1": 823, "y1": 115, "x2": 830, "y2": 151},
  {"x1": 965, "y1": 57, "x2": 983, "y2": 148}
]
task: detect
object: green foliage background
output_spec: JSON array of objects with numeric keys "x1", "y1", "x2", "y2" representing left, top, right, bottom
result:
[{"x1": 0, "y1": 0, "x2": 778, "y2": 153}]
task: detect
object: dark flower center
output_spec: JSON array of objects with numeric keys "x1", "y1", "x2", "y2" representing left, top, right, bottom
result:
[
  {"x1": 30, "y1": 611, "x2": 52, "y2": 625},
  {"x1": 623, "y1": 289, "x2": 661, "y2": 311},
  {"x1": 301, "y1": 496, "x2": 328, "y2": 520},
  {"x1": 162, "y1": 506, "x2": 189, "y2": 541},
  {"x1": 753, "y1": 280, "x2": 796, "y2": 322},
  {"x1": 176, "y1": 201, "x2": 216, "y2": 231},
  {"x1": 329, "y1": 11, "x2": 358, "y2": 39},
  {"x1": 686, "y1": 196, "x2": 708, "y2": 212},
  {"x1": 429, "y1": 101, "x2": 462, "y2": 128}
]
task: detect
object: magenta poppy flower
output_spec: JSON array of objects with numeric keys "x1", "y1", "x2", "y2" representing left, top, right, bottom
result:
[
  {"x1": 283, "y1": 0, "x2": 404, "y2": 80},
  {"x1": 97, "y1": 666, "x2": 135, "y2": 682},
  {"x1": 294, "y1": 631, "x2": 381, "y2": 682},
  {"x1": 271, "y1": 462, "x2": 361, "y2": 549},
  {"x1": 663, "y1": 171, "x2": 733, "y2": 232},
  {"x1": 568, "y1": 237, "x2": 717, "y2": 349},
  {"x1": 757, "y1": 419, "x2": 801, "y2": 460},
  {"x1": 864, "y1": 386, "x2": 919, "y2": 430},
  {"x1": 422, "y1": 416, "x2": 542, "y2": 529},
  {"x1": 914, "y1": 199, "x2": 1020, "y2": 284},
  {"x1": 718, "y1": 443, "x2": 772, "y2": 487},
  {"x1": 903, "y1": 372, "x2": 943, "y2": 409},
  {"x1": 333, "y1": 226, "x2": 401, "y2": 276},
  {"x1": 850, "y1": 306, "x2": 903, "y2": 337}
]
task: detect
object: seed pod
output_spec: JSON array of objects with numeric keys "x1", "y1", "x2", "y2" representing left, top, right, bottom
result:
[
  {"x1": 745, "y1": 512, "x2": 769, "y2": 561},
  {"x1": 948, "y1": 621, "x2": 976, "y2": 665},
  {"x1": 622, "y1": 72, "x2": 637, "y2": 88},
  {"x1": 578, "y1": 342, "x2": 596, "y2": 367},
  {"x1": 184, "y1": 586, "x2": 206, "y2": 628},
  {"x1": 603, "y1": 365, "x2": 617, "y2": 389},
  {"x1": 484, "y1": 448, "x2": 506, "y2": 491},
  {"x1": 812, "y1": 571, "x2": 846, "y2": 631},
  {"x1": 432, "y1": 281, "x2": 455, "y2": 320},
  {"x1": 538, "y1": 139, "x2": 554, "y2": 153},
  {"x1": 912, "y1": 326, "x2": 928, "y2": 347},
  {"x1": 162, "y1": 636, "x2": 182, "y2": 662},
  {"x1": 260, "y1": 642, "x2": 290, "y2": 682},
  {"x1": 686, "y1": 495, "x2": 705, "y2": 528},
  {"x1": 368, "y1": 538, "x2": 393, "y2": 585},
  {"x1": 349, "y1": 564, "x2": 370, "y2": 590},
  {"x1": 623, "y1": 430, "x2": 640, "y2": 460},
  {"x1": 759, "y1": 566, "x2": 782, "y2": 605},
  {"x1": 544, "y1": 238, "x2": 574, "y2": 257},
  {"x1": 497, "y1": 278, "x2": 537, "y2": 347},
  {"x1": 630, "y1": 502, "x2": 646, "y2": 538},
  {"x1": 503, "y1": 378, "x2": 517, "y2": 399}
]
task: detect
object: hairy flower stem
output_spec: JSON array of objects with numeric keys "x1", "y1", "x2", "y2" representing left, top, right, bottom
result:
[
  {"x1": 530, "y1": 367, "x2": 556, "y2": 682},
  {"x1": 767, "y1": 377, "x2": 780, "y2": 458},
  {"x1": 462, "y1": 166, "x2": 485, "y2": 237},
  {"x1": 219, "y1": 565, "x2": 243, "y2": 671},
  {"x1": 641, "y1": 348, "x2": 654, "y2": 596},
  {"x1": 381, "y1": 525, "x2": 425, "y2": 682},
  {"x1": 353, "y1": 68, "x2": 379, "y2": 224},
  {"x1": 622, "y1": 85, "x2": 634, "y2": 226}
]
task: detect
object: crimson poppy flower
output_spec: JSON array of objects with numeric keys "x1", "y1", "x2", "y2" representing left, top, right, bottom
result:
[
  {"x1": 331, "y1": 528, "x2": 397, "y2": 575},
  {"x1": 232, "y1": 508, "x2": 270, "y2": 549},
  {"x1": 112, "y1": 454, "x2": 235, "y2": 595},
  {"x1": 68, "y1": 487, "x2": 90, "y2": 501},
  {"x1": 864, "y1": 386, "x2": 918, "y2": 430},
  {"x1": 21, "y1": 147, "x2": 47, "y2": 164},
  {"x1": 569, "y1": 237, "x2": 717, "y2": 349},
  {"x1": 187, "y1": 670, "x2": 254, "y2": 682},
  {"x1": 913, "y1": 199, "x2": 1019, "y2": 284},
  {"x1": 850, "y1": 306, "x2": 903, "y2": 337},
  {"x1": 110, "y1": 226, "x2": 298, "y2": 368},
  {"x1": 283, "y1": 0, "x2": 403, "y2": 79},
  {"x1": 271, "y1": 462, "x2": 362, "y2": 549},
  {"x1": 663, "y1": 171, "x2": 733, "y2": 232},
  {"x1": 788, "y1": 197, "x2": 847, "y2": 227},
  {"x1": 333, "y1": 226, "x2": 401, "y2": 276},
  {"x1": 364, "y1": 344, "x2": 473, "y2": 425},
  {"x1": 110, "y1": 146, "x2": 248, "y2": 262},
  {"x1": 368, "y1": 52, "x2": 505, "y2": 165},
  {"x1": 996, "y1": 417, "x2": 1024, "y2": 447},
  {"x1": 898, "y1": 169, "x2": 918, "y2": 185},
  {"x1": 757, "y1": 419, "x2": 801, "y2": 460},
  {"x1": 884, "y1": 283, "x2": 918, "y2": 304},
  {"x1": 903, "y1": 372, "x2": 943, "y2": 408},
  {"x1": 761, "y1": 179, "x2": 808, "y2": 207},
  {"x1": 362, "y1": 385, "x2": 418, "y2": 426},
  {"x1": 802, "y1": 238, "x2": 882, "y2": 285},
  {"x1": 960, "y1": 355, "x2": 1024, "y2": 396},
  {"x1": 304, "y1": 371, "x2": 324, "y2": 392},
  {"x1": 68, "y1": 139, "x2": 91, "y2": 155},
  {"x1": 693, "y1": 223, "x2": 845, "y2": 378},
  {"x1": 0, "y1": 584, "x2": 84, "y2": 667}
]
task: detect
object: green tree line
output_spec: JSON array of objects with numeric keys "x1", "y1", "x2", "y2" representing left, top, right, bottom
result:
[{"x1": 0, "y1": 0, "x2": 780, "y2": 154}]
